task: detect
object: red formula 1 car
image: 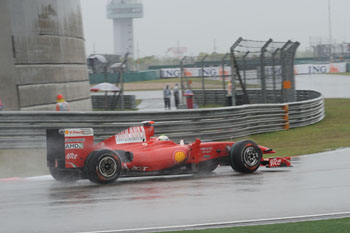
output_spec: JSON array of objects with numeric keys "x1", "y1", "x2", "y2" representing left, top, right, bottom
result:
[{"x1": 46, "y1": 121, "x2": 291, "y2": 184}]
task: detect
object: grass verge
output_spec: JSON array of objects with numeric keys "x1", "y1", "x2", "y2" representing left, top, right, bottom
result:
[
  {"x1": 166, "y1": 217, "x2": 350, "y2": 233},
  {"x1": 123, "y1": 77, "x2": 225, "y2": 91},
  {"x1": 234, "y1": 98, "x2": 350, "y2": 157},
  {"x1": 331, "y1": 72, "x2": 350, "y2": 76}
]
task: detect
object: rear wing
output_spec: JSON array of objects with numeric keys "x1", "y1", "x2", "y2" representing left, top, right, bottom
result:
[{"x1": 46, "y1": 128, "x2": 94, "y2": 169}]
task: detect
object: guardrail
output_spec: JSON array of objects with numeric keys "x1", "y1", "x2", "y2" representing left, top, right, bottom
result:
[{"x1": 0, "y1": 90, "x2": 324, "y2": 149}]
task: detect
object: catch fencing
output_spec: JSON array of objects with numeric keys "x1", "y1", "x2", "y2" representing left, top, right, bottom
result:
[
  {"x1": 313, "y1": 43, "x2": 350, "y2": 62},
  {"x1": 230, "y1": 38, "x2": 300, "y2": 105},
  {"x1": 0, "y1": 90, "x2": 324, "y2": 149}
]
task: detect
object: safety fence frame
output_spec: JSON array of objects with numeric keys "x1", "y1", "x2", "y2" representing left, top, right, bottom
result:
[{"x1": 230, "y1": 38, "x2": 300, "y2": 105}]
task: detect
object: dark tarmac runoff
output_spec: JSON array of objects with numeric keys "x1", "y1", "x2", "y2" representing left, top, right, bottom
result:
[{"x1": 1, "y1": 148, "x2": 350, "y2": 233}]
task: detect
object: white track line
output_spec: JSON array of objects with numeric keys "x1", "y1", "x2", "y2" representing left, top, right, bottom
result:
[{"x1": 74, "y1": 211, "x2": 350, "y2": 233}]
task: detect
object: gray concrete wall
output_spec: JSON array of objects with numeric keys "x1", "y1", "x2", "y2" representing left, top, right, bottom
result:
[
  {"x1": 0, "y1": 0, "x2": 92, "y2": 111},
  {"x1": 0, "y1": 1, "x2": 19, "y2": 110}
]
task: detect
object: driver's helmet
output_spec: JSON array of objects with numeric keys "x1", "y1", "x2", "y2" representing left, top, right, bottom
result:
[{"x1": 157, "y1": 135, "x2": 169, "y2": 141}]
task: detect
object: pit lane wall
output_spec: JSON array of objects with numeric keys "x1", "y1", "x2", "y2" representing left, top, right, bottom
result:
[{"x1": 0, "y1": 90, "x2": 324, "y2": 149}]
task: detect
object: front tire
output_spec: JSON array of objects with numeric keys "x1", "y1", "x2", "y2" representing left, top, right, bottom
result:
[
  {"x1": 85, "y1": 150, "x2": 122, "y2": 184},
  {"x1": 230, "y1": 140, "x2": 262, "y2": 173},
  {"x1": 49, "y1": 167, "x2": 80, "y2": 183}
]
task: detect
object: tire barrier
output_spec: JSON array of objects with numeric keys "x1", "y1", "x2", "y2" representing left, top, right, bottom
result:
[{"x1": 0, "y1": 90, "x2": 324, "y2": 149}]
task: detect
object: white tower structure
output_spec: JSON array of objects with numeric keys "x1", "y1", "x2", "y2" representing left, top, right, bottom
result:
[{"x1": 107, "y1": 0, "x2": 143, "y2": 58}]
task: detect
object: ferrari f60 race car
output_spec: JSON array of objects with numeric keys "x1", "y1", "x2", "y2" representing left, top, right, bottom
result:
[{"x1": 47, "y1": 121, "x2": 291, "y2": 184}]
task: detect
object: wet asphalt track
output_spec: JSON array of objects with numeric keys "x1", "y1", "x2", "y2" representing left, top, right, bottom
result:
[{"x1": 1, "y1": 148, "x2": 350, "y2": 233}]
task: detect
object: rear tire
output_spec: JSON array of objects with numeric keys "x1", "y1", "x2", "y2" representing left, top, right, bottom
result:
[
  {"x1": 230, "y1": 140, "x2": 262, "y2": 173},
  {"x1": 86, "y1": 150, "x2": 122, "y2": 184},
  {"x1": 49, "y1": 167, "x2": 80, "y2": 183}
]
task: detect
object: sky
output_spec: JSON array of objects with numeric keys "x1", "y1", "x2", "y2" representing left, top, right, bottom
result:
[{"x1": 80, "y1": 0, "x2": 350, "y2": 58}]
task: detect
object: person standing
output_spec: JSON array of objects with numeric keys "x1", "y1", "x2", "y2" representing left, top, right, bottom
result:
[
  {"x1": 56, "y1": 94, "x2": 70, "y2": 111},
  {"x1": 0, "y1": 99, "x2": 3, "y2": 111},
  {"x1": 163, "y1": 85, "x2": 171, "y2": 110},
  {"x1": 173, "y1": 83, "x2": 180, "y2": 109},
  {"x1": 226, "y1": 82, "x2": 232, "y2": 106}
]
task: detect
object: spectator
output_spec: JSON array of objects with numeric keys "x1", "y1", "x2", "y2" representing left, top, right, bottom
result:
[
  {"x1": 227, "y1": 82, "x2": 232, "y2": 96},
  {"x1": 0, "y1": 99, "x2": 3, "y2": 111},
  {"x1": 227, "y1": 82, "x2": 232, "y2": 106},
  {"x1": 173, "y1": 83, "x2": 180, "y2": 109},
  {"x1": 56, "y1": 94, "x2": 70, "y2": 111},
  {"x1": 163, "y1": 84, "x2": 171, "y2": 110}
]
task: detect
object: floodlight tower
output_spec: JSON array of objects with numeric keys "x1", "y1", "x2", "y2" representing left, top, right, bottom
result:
[{"x1": 107, "y1": 0, "x2": 143, "y2": 58}]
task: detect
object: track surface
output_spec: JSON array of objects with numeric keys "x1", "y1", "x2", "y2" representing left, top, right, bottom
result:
[{"x1": 1, "y1": 148, "x2": 350, "y2": 233}]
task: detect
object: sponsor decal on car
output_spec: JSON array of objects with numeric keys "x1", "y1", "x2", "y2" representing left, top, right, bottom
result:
[
  {"x1": 115, "y1": 126, "x2": 146, "y2": 144},
  {"x1": 200, "y1": 147, "x2": 213, "y2": 154},
  {"x1": 65, "y1": 153, "x2": 78, "y2": 160},
  {"x1": 65, "y1": 143, "x2": 84, "y2": 149},
  {"x1": 174, "y1": 151, "x2": 187, "y2": 163},
  {"x1": 65, "y1": 138, "x2": 86, "y2": 143},
  {"x1": 64, "y1": 128, "x2": 93, "y2": 137},
  {"x1": 269, "y1": 158, "x2": 282, "y2": 167}
]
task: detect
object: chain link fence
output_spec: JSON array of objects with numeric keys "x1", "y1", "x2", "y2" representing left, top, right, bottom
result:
[
  {"x1": 313, "y1": 43, "x2": 350, "y2": 62},
  {"x1": 230, "y1": 37, "x2": 299, "y2": 105}
]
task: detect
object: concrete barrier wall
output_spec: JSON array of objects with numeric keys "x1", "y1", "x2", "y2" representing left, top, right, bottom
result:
[
  {"x1": 0, "y1": 0, "x2": 19, "y2": 110},
  {"x1": 0, "y1": 0, "x2": 92, "y2": 111}
]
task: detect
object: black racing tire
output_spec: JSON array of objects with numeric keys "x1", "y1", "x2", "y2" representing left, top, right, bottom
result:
[
  {"x1": 49, "y1": 167, "x2": 80, "y2": 183},
  {"x1": 230, "y1": 140, "x2": 262, "y2": 173},
  {"x1": 198, "y1": 159, "x2": 219, "y2": 174},
  {"x1": 85, "y1": 150, "x2": 122, "y2": 184}
]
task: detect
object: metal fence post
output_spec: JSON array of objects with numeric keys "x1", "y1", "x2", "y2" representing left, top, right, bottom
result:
[
  {"x1": 201, "y1": 54, "x2": 208, "y2": 106},
  {"x1": 120, "y1": 53, "x2": 129, "y2": 111},
  {"x1": 230, "y1": 37, "x2": 243, "y2": 106},
  {"x1": 180, "y1": 56, "x2": 186, "y2": 105},
  {"x1": 222, "y1": 53, "x2": 229, "y2": 106},
  {"x1": 242, "y1": 51, "x2": 249, "y2": 87},
  {"x1": 280, "y1": 41, "x2": 292, "y2": 103},
  {"x1": 272, "y1": 48, "x2": 280, "y2": 103},
  {"x1": 260, "y1": 39, "x2": 272, "y2": 103},
  {"x1": 284, "y1": 42, "x2": 300, "y2": 103}
]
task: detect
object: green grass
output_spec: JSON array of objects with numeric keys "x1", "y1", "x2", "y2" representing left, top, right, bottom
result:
[
  {"x1": 234, "y1": 99, "x2": 350, "y2": 157},
  {"x1": 136, "y1": 99, "x2": 142, "y2": 106},
  {"x1": 198, "y1": 104, "x2": 225, "y2": 108},
  {"x1": 331, "y1": 72, "x2": 350, "y2": 76},
  {"x1": 166, "y1": 218, "x2": 350, "y2": 233},
  {"x1": 130, "y1": 77, "x2": 224, "y2": 85},
  {"x1": 130, "y1": 77, "x2": 181, "y2": 84},
  {"x1": 93, "y1": 108, "x2": 138, "y2": 111}
]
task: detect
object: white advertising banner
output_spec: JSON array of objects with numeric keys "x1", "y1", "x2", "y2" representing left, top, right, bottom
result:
[
  {"x1": 161, "y1": 67, "x2": 231, "y2": 78},
  {"x1": 160, "y1": 63, "x2": 347, "y2": 78},
  {"x1": 294, "y1": 63, "x2": 347, "y2": 75}
]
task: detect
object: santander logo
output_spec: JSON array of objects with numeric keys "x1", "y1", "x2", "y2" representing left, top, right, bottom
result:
[{"x1": 269, "y1": 158, "x2": 282, "y2": 167}]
